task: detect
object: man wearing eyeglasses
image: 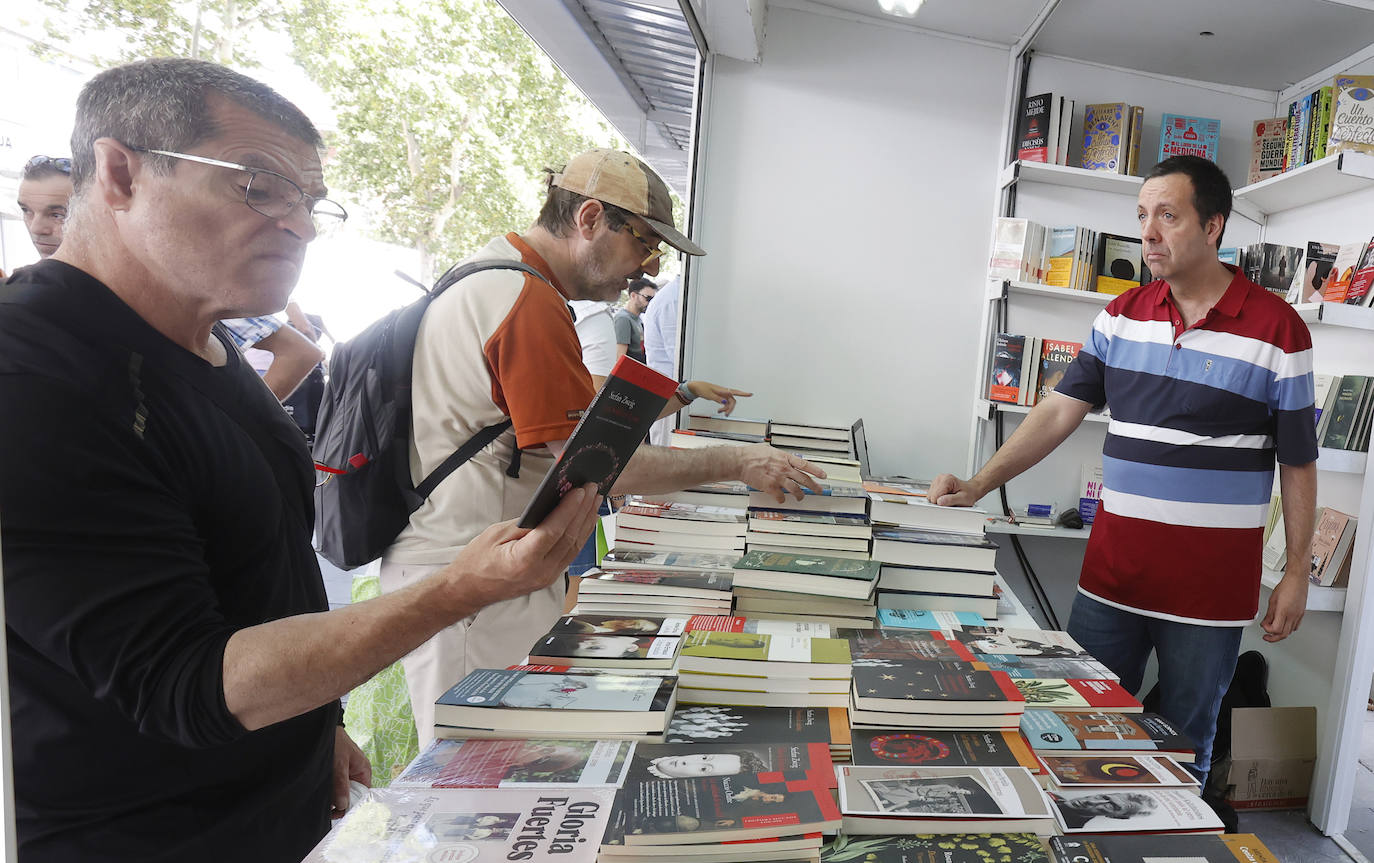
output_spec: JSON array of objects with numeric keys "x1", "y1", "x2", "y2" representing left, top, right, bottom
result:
[
  {"x1": 382, "y1": 148, "x2": 826, "y2": 746},
  {"x1": 17, "y1": 154, "x2": 74, "y2": 259},
  {"x1": 0, "y1": 58, "x2": 600, "y2": 863}
]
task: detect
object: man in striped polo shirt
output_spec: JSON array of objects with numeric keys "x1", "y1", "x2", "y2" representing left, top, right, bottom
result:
[{"x1": 931, "y1": 155, "x2": 1317, "y2": 790}]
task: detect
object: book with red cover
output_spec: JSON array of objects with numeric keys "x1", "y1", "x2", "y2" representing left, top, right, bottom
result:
[{"x1": 1036, "y1": 339, "x2": 1083, "y2": 404}]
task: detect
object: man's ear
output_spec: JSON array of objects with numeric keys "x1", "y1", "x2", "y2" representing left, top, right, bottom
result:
[
  {"x1": 574, "y1": 198, "x2": 604, "y2": 240},
  {"x1": 1206, "y1": 212, "x2": 1225, "y2": 248},
  {"x1": 90, "y1": 138, "x2": 141, "y2": 213}
]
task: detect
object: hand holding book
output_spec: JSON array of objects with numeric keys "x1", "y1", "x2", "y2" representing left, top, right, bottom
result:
[{"x1": 462, "y1": 485, "x2": 602, "y2": 606}]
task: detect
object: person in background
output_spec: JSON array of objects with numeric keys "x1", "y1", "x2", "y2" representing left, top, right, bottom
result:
[
  {"x1": 17, "y1": 155, "x2": 74, "y2": 260},
  {"x1": 0, "y1": 57, "x2": 600, "y2": 862},
  {"x1": 928, "y1": 155, "x2": 1317, "y2": 811},
  {"x1": 382, "y1": 148, "x2": 824, "y2": 747},
  {"x1": 222, "y1": 313, "x2": 326, "y2": 402},
  {"x1": 644, "y1": 273, "x2": 681, "y2": 445},
  {"x1": 614, "y1": 276, "x2": 656, "y2": 362}
]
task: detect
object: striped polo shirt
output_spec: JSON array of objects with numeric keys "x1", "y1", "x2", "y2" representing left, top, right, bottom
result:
[{"x1": 1055, "y1": 267, "x2": 1317, "y2": 625}]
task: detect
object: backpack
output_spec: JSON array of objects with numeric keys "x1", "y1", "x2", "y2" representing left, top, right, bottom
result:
[{"x1": 312, "y1": 259, "x2": 549, "y2": 569}]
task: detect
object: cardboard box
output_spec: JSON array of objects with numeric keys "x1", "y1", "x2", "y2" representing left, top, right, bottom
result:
[{"x1": 1225, "y1": 706, "x2": 1317, "y2": 810}]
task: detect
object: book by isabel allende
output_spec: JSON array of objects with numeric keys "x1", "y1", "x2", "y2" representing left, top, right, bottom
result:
[{"x1": 519, "y1": 355, "x2": 677, "y2": 527}]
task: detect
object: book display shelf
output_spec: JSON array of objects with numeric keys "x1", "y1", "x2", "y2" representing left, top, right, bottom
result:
[{"x1": 969, "y1": 54, "x2": 1374, "y2": 838}]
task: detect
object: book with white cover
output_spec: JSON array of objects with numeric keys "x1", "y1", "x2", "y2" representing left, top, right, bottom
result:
[
  {"x1": 393, "y1": 737, "x2": 635, "y2": 789},
  {"x1": 1048, "y1": 786, "x2": 1222, "y2": 834},
  {"x1": 303, "y1": 787, "x2": 617, "y2": 862},
  {"x1": 836, "y1": 765, "x2": 1055, "y2": 835}
]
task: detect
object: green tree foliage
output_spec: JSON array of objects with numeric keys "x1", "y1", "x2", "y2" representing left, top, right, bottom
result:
[
  {"x1": 34, "y1": 0, "x2": 629, "y2": 280},
  {"x1": 285, "y1": 0, "x2": 624, "y2": 278}
]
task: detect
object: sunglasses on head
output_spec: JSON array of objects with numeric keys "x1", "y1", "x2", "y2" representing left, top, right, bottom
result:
[{"x1": 26, "y1": 156, "x2": 72, "y2": 174}]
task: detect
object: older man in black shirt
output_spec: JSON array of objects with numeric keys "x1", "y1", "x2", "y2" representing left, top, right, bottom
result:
[{"x1": 0, "y1": 58, "x2": 598, "y2": 862}]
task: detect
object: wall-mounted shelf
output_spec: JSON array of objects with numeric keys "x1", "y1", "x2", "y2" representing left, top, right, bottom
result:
[
  {"x1": 986, "y1": 519, "x2": 1092, "y2": 540},
  {"x1": 991, "y1": 279, "x2": 1115, "y2": 305},
  {"x1": 1232, "y1": 151, "x2": 1374, "y2": 222},
  {"x1": 978, "y1": 400, "x2": 1112, "y2": 424},
  {"x1": 1316, "y1": 301, "x2": 1374, "y2": 331},
  {"x1": 1318, "y1": 447, "x2": 1368, "y2": 475},
  {"x1": 999, "y1": 160, "x2": 1144, "y2": 196},
  {"x1": 1260, "y1": 568, "x2": 1346, "y2": 613}
]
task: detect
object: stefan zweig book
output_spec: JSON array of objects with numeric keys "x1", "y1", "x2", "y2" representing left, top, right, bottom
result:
[{"x1": 519, "y1": 356, "x2": 678, "y2": 527}]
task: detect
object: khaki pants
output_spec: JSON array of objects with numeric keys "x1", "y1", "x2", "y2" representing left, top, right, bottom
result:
[{"x1": 378, "y1": 558, "x2": 565, "y2": 747}]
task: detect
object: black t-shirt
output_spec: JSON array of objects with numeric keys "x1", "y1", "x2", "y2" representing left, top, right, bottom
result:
[{"x1": 0, "y1": 260, "x2": 336, "y2": 862}]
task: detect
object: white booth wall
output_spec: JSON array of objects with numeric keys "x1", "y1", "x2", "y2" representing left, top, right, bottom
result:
[{"x1": 686, "y1": 5, "x2": 1009, "y2": 481}]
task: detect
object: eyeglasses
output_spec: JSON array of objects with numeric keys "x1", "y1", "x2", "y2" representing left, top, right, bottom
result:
[
  {"x1": 132, "y1": 147, "x2": 348, "y2": 234},
  {"x1": 621, "y1": 222, "x2": 665, "y2": 269},
  {"x1": 25, "y1": 155, "x2": 72, "y2": 174}
]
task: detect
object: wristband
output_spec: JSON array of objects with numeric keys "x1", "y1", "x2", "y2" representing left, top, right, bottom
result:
[{"x1": 675, "y1": 381, "x2": 694, "y2": 406}]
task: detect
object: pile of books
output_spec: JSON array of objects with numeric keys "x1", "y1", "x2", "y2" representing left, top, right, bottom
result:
[
  {"x1": 862, "y1": 480, "x2": 1000, "y2": 619},
  {"x1": 612, "y1": 497, "x2": 748, "y2": 556},
  {"x1": 574, "y1": 564, "x2": 735, "y2": 618},
  {"x1": 745, "y1": 506, "x2": 871, "y2": 560},
  {"x1": 676, "y1": 630, "x2": 853, "y2": 708},
  {"x1": 525, "y1": 613, "x2": 685, "y2": 670},
  {"x1": 731, "y1": 550, "x2": 879, "y2": 628},
  {"x1": 766, "y1": 419, "x2": 859, "y2": 461}
]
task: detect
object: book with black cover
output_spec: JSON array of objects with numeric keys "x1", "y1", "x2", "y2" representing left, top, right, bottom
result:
[
  {"x1": 851, "y1": 662, "x2": 1026, "y2": 714},
  {"x1": 519, "y1": 355, "x2": 677, "y2": 527},
  {"x1": 1048, "y1": 832, "x2": 1280, "y2": 862},
  {"x1": 627, "y1": 741, "x2": 837, "y2": 788},
  {"x1": 622, "y1": 773, "x2": 841, "y2": 844},
  {"x1": 434, "y1": 668, "x2": 677, "y2": 735},
  {"x1": 850, "y1": 728, "x2": 1040, "y2": 772},
  {"x1": 665, "y1": 705, "x2": 850, "y2": 750}
]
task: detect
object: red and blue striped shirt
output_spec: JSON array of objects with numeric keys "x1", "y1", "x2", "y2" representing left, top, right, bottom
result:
[{"x1": 1055, "y1": 267, "x2": 1317, "y2": 624}]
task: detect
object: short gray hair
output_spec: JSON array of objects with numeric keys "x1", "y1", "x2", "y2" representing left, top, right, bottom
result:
[{"x1": 70, "y1": 57, "x2": 322, "y2": 193}]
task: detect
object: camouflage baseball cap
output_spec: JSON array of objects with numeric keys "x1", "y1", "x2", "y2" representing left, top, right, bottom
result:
[{"x1": 548, "y1": 148, "x2": 705, "y2": 256}]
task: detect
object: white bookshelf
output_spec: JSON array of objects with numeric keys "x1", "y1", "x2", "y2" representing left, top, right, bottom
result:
[
  {"x1": 998, "y1": 159, "x2": 1143, "y2": 196},
  {"x1": 1260, "y1": 568, "x2": 1346, "y2": 614},
  {"x1": 1231, "y1": 151, "x2": 1374, "y2": 223}
]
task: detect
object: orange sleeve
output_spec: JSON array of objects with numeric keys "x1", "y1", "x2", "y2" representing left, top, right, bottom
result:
[{"x1": 484, "y1": 275, "x2": 595, "y2": 449}]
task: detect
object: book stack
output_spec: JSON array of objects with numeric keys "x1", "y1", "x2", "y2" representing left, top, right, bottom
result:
[
  {"x1": 766, "y1": 419, "x2": 858, "y2": 461},
  {"x1": 848, "y1": 648, "x2": 1027, "y2": 731},
  {"x1": 573, "y1": 567, "x2": 735, "y2": 618},
  {"x1": 676, "y1": 630, "x2": 853, "y2": 708},
  {"x1": 836, "y1": 765, "x2": 1057, "y2": 836},
  {"x1": 525, "y1": 614, "x2": 686, "y2": 670},
  {"x1": 649, "y1": 480, "x2": 753, "y2": 509},
  {"x1": 870, "y1": 526, "x2": 999, "y2": 619},
  {"x1": 433, "y1": 667, "x2": 679, "y2": 743},
  {"x1": 1019, "y1": 710, "x2": 1197, "y2": 765},
  {"x1": 730, "y1": 550, "x2": 879, "y2": 628},
  {"x1": 861, "y1": 484, "x2": 999, "y2": 619},
  {"x1": 668, "y1": 428, "x2": 766, "y2": 449},
  {"x1": 745, "y1": 507, "x2": 872, "y2": 560},
  {"x1": 1262, "y1": 503, "x2": 1361, "y2": 588},
  {"x1": 686, "y1": 413, "x2": 770, "y2": 438},
  {"x1": 664, "y1": 704, "x2": 853, "y2": 764},
  {"x1": 612, "y1": 498, "x2": 748, "y2": 556},
  {"x1": 305, "y1": 786, "x2": 618, "y2": 862},
  {"x1": 1037, "y1": 752, "x2": 1200, "y2": 794}
]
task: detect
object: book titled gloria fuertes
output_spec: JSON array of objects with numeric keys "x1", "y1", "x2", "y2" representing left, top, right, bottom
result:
[{"x1": 519, "y1": 355, "x2": 678, "y2": 528}]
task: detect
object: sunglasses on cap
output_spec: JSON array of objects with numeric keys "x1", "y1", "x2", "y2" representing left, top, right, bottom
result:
[{"x1": 26, "y1": 156, "x2": 72, "y2": 174}]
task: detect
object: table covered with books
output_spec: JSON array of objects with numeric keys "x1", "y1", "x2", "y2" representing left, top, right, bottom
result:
[{"x1": 304, "y1": 415, "x2": 1280, "y2": 863}]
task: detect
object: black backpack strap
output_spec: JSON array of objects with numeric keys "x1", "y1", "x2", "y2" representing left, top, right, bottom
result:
[{"x1": 406, "y1": 259, "x2": 552, "y2": 503}]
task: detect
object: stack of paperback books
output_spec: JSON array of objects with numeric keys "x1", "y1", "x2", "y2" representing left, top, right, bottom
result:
[
  {"x1": 676, "y1": 630, "x2": 853, "y2": 708},
  {"x1": 848, "y1": 634, "x2": 1028, "y2": 731},
  {"x1": 836, "y1": 765, "x2": 1057, "y2": 836},
  {"x1": 863, "y1": 480, "x2": 998, "y2": 619},
  {"x1": 433, "y1": 667, "x2": 679, "y2": 742},
  {"x1": 870, "y1": 526, "x2": 1000, "y2": 618},
  {"x1": 731, "y1": 550, "x2": 879, "y2": 628},
  {"x1": 665, "y1": 704, "x2": 853, "y2": 764},
  {"x1": 525, "y1": 614, "x2": 685, "y2": 670},
  {"x1": 745, "y1": 507, "x2": 873, "y2": 560},
  {"x1": 1019, "y1": 710, "x2": 1197, "y2": 765},
  {"x1": 766, "y1": 419, "x2": 859, "y2": 460},
  {"x1": 573, "y1": 566, "x2": 735, "y2": 618},
  {"x1": 611, "y1": 498, "x2": 748, "y2": 556}
]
